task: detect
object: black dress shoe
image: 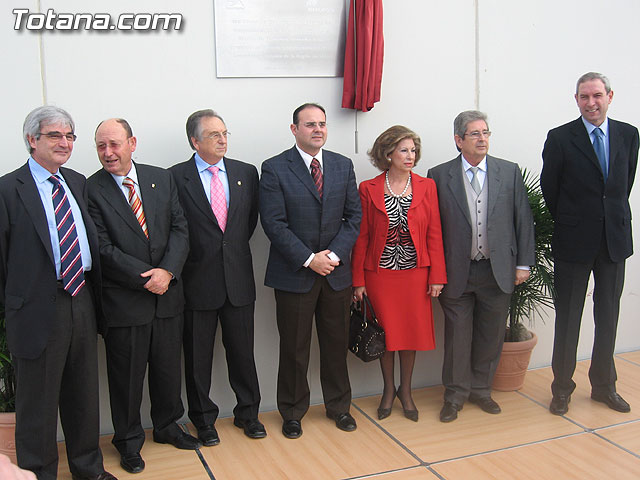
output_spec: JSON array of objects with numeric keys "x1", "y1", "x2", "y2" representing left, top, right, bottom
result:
[
  {"x1": 120, "y1": 453, "x2": 145, "y2": 474},
  {"x1": 234, "y1": 418, "x2": 267, "y2": 439},
  {"x1": 591, "y1": 392, "x2": 631, "y2": 412},
  {"x1": 549, "y1": 394, "x2": 571, "y2": 415},
  {"x1": 327, "y1": 412, "x2": 357, "y2": 432},
  {"x1": 197, "y1": 425, "x2": 220, "y2": 446},
  {"x1": 468, "y1": 394, "x2": 501, "y2": 414},
  {"x1": 72, "y1": 472, "x2": 118, "y2": 480},
  {"x1": 282, "y1": 419, "x2": 302, "y2": 439},
  {"x1": 153, "y1": 430, "x2": 203, "y2": 450},
  {"x1": 439, "y1": 401, "x2": 462, "y2": 422}
]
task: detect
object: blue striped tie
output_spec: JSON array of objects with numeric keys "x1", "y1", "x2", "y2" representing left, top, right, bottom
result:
[{"x1": 49, "y1": 175, "x2": 85, "y2": 296}]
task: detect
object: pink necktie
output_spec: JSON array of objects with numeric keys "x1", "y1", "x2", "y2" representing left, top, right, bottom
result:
[{"x1": 208, "y1": 166, "x2": 227, "y2": 232}]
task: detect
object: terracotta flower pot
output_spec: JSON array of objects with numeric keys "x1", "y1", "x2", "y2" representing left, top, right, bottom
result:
[
  {"x1": 0, "y1": 412, "x2": 16, "y2": 464},
  {"x1": 492, "y1": 332, "x2": 538, "y2": 391}
]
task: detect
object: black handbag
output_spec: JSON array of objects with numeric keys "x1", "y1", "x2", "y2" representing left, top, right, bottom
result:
[{"x1": 349, "y1": 294, "x2": 385, "y2": 362}]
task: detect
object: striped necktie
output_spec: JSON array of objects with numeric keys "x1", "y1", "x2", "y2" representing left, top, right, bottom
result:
[
  {"x1": 122, "y1": 177, "x2": 149, "y2": 238},
  {"x1": 310, "y1": 158, "x2": 323, "y2": 199},
  {"x1": 48, "y1": 175, "x2": 85, "y2": 296}
]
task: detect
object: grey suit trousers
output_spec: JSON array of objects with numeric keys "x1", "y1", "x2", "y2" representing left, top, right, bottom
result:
[{"x1": 439, "y1": 259, "x2": 510, "y2": 404}]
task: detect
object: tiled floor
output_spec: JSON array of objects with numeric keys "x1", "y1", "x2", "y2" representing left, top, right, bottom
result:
[{"x1": 57, "y1": 352, "x2": 640, "y2": 479}]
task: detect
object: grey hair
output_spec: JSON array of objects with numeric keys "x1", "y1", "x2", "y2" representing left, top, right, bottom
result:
[
  {"x1": 576, "y1": 72, "x2": 611, "y2": 94},
  {"x1": 23, "y1": 106, "x2": 75, "y2": 153},
  {"x1": 186, "y1": 109, "x2": 225, "y2": 150},
  {"x1": 453, "y1": 110, "x2": 489, "y2": 139}
]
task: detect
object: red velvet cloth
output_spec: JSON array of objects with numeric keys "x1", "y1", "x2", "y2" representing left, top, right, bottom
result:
[{"x1": 341, "y1": 0, "x2": 384, "y2": 112}]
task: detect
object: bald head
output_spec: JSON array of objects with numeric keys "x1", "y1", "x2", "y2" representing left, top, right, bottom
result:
[{"x1": 95, "y1": 118, "x2": 137, "y2": 176}]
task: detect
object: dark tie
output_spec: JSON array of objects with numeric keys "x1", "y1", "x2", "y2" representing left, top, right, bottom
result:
[
  {"x1": 49, "y1": 175, "x2": 85, "y2": 296},
  {"x1": 310, "y1": 158, "x2": 323, "y2": 199},
  {"x1": 593, "y1": 127, "x2": 607, "y2": 181}
]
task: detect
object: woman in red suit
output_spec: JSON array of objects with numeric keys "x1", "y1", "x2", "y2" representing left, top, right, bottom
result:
[{"x1": 352, "y1": 125, "x2": 446, "y2": 421}]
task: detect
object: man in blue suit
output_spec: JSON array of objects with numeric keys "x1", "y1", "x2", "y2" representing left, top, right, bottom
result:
[{"x1": 260, "y1": 103, "x2": 362, "y2": 439}]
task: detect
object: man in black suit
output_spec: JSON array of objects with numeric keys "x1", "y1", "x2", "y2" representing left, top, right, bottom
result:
[
  {"x1": 259, "y1": 103, "x2": 361, "y2": 439},
  {"x1": 170, "y1": 110, "x2": 265, "y2": 445},
  {"x1": 87, "y1": 118, "x2": 200, "y2": 474},
  {"x1": 0, "y1": 106, "x2": 115, "y2": 480},
  {"x1": 542, "y1": 72, "x2": 639, "y2": 415}
]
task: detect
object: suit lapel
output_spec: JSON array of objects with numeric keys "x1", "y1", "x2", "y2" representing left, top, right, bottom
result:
[
  {"x1": 98, "y1": 168, "x2": 148, "y2": 242},
  {"x1": 288, "y1": 147, "x2": 321, "y2": 203},
  {"x1": 60, "y1": 168, "x2": 99, "y2": 258},
  {"x1": 608, "y1": 119, "x2": 622, "y2": 181},
  {"x1": 570, "y1": 118, "x2": 601, "y2": 174},
  {"x1": 409, "y1": 173, "x2": 426, "y2": 210},
  {"x1": 447, "y1": 157, "x2": 472, "y2": 227},
  {"x1": 369, "y1": 173, "x2": 386, "y2": 214},
  {"x1": 15, "y1": 163, "x2": 55, "y2": 264},
  {"x1": 182, "y1": 156, "x2": 218, "y2": 224},
  {"x1": 486, "y1": 156, "x2": 502, "y2": 217},
  {"x1": 226, "y1": 159, "x2": 242, "y2": 225},
  {"x1": 137, "y1": 165, "x2": 157, "y2": 240}
]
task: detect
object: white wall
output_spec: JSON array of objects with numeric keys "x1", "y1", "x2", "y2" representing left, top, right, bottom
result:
[{"x1": 2, "y1": 0, "x2": 639, "y2": 436}]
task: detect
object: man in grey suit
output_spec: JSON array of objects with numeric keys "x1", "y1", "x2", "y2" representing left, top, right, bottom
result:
[
  {"x1": 428, "y1": 110, "x2": 535, "y2": 422},
  {"x1": 88, "y1": 118, "x2": 200, "y2": 474},
  {"x1": 170, "y1": 110, "x2": 265, "y2": 445},
  {"x1": 259, "y1": 103, "x2": 361, "y2": 438}
]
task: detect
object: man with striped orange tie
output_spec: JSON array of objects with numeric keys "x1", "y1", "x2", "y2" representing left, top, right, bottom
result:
[
  {"x1": 87, "y1": 118, "x2": 198, "y2": 474},
  {"x1": 0, "y1": 106, "x2": 115, "y2": 479}
]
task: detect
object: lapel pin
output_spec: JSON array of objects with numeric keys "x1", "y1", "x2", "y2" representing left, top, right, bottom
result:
[
  {"x1": 237, "y1": 181, "x2": 242, "y2": 186},
  {"x1": 151, "y1": 183, "x2": 156, "y2": 188}
]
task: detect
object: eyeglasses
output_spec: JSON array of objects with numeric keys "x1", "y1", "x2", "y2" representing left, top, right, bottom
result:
[
  {"x1": 301, "y1": 122, "x2": 327, "y2": 129},
  {"x1": 464, "y1": 130, "x2": 491, "y2": 139},
  {"x1": 38, "y1": 131, "x2": 77, "y2": 142},
  {"x1": 204, "y1": 131, "x2": 230, "y2": 140}
]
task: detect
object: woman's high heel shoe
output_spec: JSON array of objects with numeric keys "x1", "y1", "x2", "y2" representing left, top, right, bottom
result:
[
  {"x1": 397, "y1": 387, "x2": 419, "y2": 422},
  {"x1": 377, "y1": 390, "x2": 397, "y2": 420}
]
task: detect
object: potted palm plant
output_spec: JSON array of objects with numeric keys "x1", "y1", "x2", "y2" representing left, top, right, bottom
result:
[
  {"x1": 493, "y1": 169, "x2": 555, "y2": 391},
  {"x1": 0, "y1": 303, "x2": 17, "y2": 463}
]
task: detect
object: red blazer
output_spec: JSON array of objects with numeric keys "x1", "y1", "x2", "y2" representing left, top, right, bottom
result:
[{"x1": 351, "y1": 172, "x2": 447, "y2": 287}]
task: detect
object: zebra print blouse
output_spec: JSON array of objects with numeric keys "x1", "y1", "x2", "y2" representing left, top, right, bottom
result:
[{"x1": 379, "y1": 194, "x2": 417, "y2": 270}]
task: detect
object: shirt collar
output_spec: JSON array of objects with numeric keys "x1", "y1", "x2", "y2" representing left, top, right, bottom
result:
[
  {"x1": 582, "y1": 116, "x2": 609, "y2": 137},
  {"x1": 296, "y1": 145, "x2": 323, "y2": 170},
  {"x1": 28, "y1": 156, "x2": 61, "y2": 184},
  {"x1": 110, "y1": 162, "x2": 139, "y2": 186},
  {"x1": 461, "y1": 155, "x2": 487, "y2": 173},
  {"x1": 195, "y1": 152, "x2": 226, "y2": 174}
]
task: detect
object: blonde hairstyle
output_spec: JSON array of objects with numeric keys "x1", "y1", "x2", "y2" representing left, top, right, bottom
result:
[{"x1": 368, "y1": 125, "x2": 421, "y2": 171}]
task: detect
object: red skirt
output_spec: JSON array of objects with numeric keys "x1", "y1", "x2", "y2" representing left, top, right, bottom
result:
[{"x1": 364, "y1": 267, "x2": 435, "y2": 351}]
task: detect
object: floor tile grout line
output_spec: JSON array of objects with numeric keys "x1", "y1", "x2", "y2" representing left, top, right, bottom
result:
[
  {"x1": 343, "y1": 464, "x2": 437, "y2": 480},
  {"x1": 180, "y1": 423, "x2": 216, "y2": 480},
  {"x1": 591, "y1": 430, "x2": 640, "y2": 460},
  {"x1": 350, "y1": 401, "x2": 426, "y2": 465},
  {"x1": 514, "y1": 389, "x2": 594, "y2": 431},
  {"x1": 616, "y1": 354, "x2": 640, "y2": 367},
  {"x1": 427, "y1": 430, "x2": 589, "y2": 466}
]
